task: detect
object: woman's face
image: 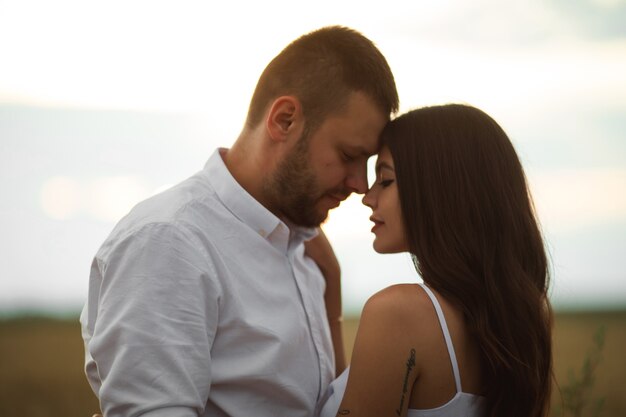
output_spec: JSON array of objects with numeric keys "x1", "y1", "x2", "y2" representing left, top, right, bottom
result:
[{"x1": 362, "y1": 146, "x2": 409, "y2": 254}]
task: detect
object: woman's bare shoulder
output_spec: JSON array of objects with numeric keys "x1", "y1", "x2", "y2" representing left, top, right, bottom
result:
[
  {"x1": 362, "y1": 283, "x2": 437, "y2": 324},
  {"x1": 356, "y1": 283, "x2": 444, "y2": 352}
]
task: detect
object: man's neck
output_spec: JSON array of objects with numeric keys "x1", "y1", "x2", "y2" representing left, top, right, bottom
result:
[{"x1": 222, "y1": 136, "x2": 275, "y2": 214}]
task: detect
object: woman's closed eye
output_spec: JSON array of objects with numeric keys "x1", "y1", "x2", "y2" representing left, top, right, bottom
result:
[{"x1": 378, "y1": 179, "x2": 394, "y2": 188}]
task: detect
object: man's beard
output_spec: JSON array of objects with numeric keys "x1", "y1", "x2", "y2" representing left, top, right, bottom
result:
[{"x1": 264, "y1": 133, "x2": 333, "y2": 228}]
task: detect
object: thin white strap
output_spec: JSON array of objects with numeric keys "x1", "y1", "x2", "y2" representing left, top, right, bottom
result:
[{"x1": 417, "y1": 283, "x2": 463, "y2": 392}]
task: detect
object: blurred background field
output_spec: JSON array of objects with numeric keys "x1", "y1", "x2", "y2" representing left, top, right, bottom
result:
[{"x1": 0, "y1": 310, "x2": 624, "y2": 417}]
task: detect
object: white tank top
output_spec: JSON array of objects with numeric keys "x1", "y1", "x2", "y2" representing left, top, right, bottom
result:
[{"x1": 316, "y1": 283, "x2": 485, "y2": 417}]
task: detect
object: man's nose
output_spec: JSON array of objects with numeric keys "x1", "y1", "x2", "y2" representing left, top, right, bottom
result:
[{"x1": 345, "y1": 163, "x2": 369, "y2": 194}]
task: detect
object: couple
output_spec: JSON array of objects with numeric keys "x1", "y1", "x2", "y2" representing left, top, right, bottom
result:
[{"x1": 81, "y1": 26, "x2": 553, "y2": 417}]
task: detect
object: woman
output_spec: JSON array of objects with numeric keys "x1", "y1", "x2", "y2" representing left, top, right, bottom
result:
[{"x1": 316, "y1": 104, "x2": 553, "y2": 417}]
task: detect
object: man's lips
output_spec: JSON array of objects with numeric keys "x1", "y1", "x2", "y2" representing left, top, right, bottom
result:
[
  {"x1": 329, "y1": 192, "x2": 349, "y2": 201},
  {"x1": 322, "y1": 194, "x2": 343, "y2": 209},
  {"x1": 325, "y1": 192, "x2": 349, "y2": 206}
]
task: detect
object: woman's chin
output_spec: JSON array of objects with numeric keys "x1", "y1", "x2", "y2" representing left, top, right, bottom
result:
[
  {"x1": 372, "y1": 239, "x2": 408, "y2": 254},
  {"x1": 372, "y1": 241, "x2": 392, "y2": 254}
]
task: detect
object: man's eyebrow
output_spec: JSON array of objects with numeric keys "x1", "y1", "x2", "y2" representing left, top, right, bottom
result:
[{"x1": 346, "y1": 144, "x2": 377, "y2": 157}]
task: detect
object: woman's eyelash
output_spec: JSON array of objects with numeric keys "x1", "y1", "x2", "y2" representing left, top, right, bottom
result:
[{"x1": 379, "y1": 179, "x2": 394, "y2": 187}]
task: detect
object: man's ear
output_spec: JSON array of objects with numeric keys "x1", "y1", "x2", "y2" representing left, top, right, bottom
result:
[{"x1": 266, "y1": 96, "x2": 303, "y2": 142}]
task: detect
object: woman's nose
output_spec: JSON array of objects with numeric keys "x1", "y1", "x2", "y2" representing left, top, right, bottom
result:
[{"x1": 362, "y1": 187, "x2": 375, "y2": 208}]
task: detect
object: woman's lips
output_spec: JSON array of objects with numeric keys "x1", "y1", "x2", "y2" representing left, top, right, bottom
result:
[{"x1": 369, "y1": 216, "x2": 384, "y2": 233}]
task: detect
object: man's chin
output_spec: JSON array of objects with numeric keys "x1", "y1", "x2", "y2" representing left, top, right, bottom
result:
[
  {"x1": 301, "y1": 210, "x2": 328, "y2": 228},
  {"x1": 282, "y1": 209, "x2": 326, "y2": 229},
  {"x1": 282, "y1": 197, "x2": 336, "y2": 228},
  {"x1": 312, "y1": 200, "x2": 335, "y2": 225}
]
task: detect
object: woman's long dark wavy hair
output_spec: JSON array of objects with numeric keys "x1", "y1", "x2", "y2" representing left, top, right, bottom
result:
[{"x1": 382, "y1": 104, "x2": 553, "y2": 417}]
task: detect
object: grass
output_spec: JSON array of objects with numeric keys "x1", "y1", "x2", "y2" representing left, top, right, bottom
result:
[
  {"x1": 0, "y1": 316, "x2": 99, "y2": 416},
  {"x1": 550, "y1": 311, "x2": 626, "y2": 417},
  {"x1": 556, "y1": 325, "x2": 606, "y2": 417},
  {"x1": 0, "y1": 310, "x2": 624, "y2": 416}
]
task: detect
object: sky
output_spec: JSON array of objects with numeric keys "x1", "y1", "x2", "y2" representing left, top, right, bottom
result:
[{"x1": 0, "y1": 0, "x2": 625, "y2": 315}]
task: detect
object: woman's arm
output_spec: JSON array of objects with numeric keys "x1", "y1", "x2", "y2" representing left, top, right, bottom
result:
[{"x1": 304, "y1": 228, "x2": 346, "y2": 376}]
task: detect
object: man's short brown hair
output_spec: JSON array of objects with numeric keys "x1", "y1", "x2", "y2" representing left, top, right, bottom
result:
[{"x1": 246, "y1": 26, "x2": 399, "y2": 131}]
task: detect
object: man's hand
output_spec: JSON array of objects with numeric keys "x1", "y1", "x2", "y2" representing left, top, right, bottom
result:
[{"x1": 304, "y1": 229, "x2": 341, "y2": 290}]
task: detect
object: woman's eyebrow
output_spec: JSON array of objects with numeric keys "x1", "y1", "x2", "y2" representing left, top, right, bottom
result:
[{"x1": 375, "y1": 161, "x2": 395, "y2": 174}]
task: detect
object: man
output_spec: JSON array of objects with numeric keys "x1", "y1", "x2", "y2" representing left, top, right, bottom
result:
[{"x1": 81, "y1": 26, "x2": 398, "y2": 417}]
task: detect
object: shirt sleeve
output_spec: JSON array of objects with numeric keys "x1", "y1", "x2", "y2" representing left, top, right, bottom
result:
[{"x1": 86, "y1": 222, "x2": 220, "y2": 417}]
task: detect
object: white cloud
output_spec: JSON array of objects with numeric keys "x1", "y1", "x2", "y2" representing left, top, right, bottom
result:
[
  {"x1": 40, "y1": 175, "x2": 155, "y2": 223},
  {"x1": 589, "y1": 0, "x2": 625, "y2": 9},
  {"x1": 86, "y1": 176, "x2": 152, "y2": 223},
  {"x1": 40, "y1": 176, "x2": 82, "y2": 220},
  {"x1": 529, "y1": 168, "x2": 626, "y2": 233}
]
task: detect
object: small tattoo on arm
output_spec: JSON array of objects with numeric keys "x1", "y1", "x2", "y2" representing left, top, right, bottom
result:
[
  {"x1": 338, "y1": 410, "x2": 351, "y2": 415},
  {"x1": 396, "y1": 348, "x2": 416, "y2": 416}
]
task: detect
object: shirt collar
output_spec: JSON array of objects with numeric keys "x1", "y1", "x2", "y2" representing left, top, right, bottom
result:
[{"x1": 204, "y1": 148, "x2": 317, "y2": 250}]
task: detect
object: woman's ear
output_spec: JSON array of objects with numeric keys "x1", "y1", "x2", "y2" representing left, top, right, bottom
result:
[{"x1": 266, "y1": 96, "x2": 303, "y2": 142}]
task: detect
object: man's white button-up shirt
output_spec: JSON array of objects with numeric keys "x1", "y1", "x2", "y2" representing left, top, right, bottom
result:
[{"x1": 81, "y1": 149, "x2": 335, "y2": 417}]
